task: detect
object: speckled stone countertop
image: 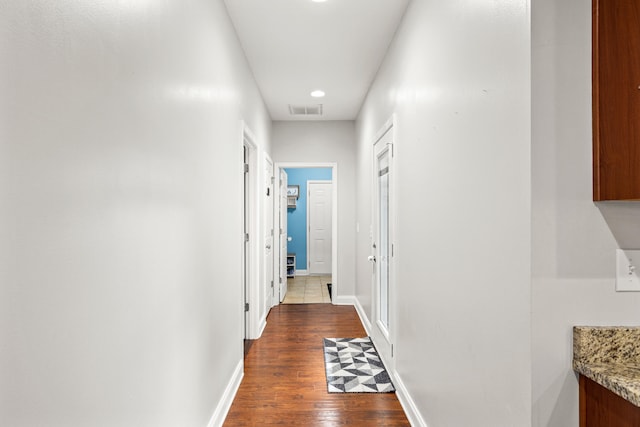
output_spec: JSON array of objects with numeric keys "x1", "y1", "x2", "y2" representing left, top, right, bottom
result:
[{"x1": 573, "y1": 326, "x2": 640, "y2": 407}]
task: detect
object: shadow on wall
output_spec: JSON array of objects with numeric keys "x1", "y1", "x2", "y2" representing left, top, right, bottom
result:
[
  {"x1": 597, "y1": 202, "x2": 640, "y2": 248},
  {"x1": 533, "y1": 371, "x2": 580, "y2": 427}
]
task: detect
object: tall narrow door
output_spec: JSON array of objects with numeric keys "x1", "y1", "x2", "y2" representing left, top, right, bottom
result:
[
  {"x1": 308, "y1": 181, "x2": 332, "y2": 275},
  {"x1": 264, "y1": 158, "x2": 274, "y2": 311},
  {"x1": 279, "y1": 169, "x2": 288, "y2": 302},
  {"x1": 243, "y1": 144, "x2": 250, "y2": 339},
  {"x1": 371, "y1": 127, "x2": 394, "y2": 365}
]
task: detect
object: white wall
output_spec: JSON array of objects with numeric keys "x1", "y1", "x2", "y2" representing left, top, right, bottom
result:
[
  {"x1": 531, "y1": 1, "x2": 640, "y2": 425},
  {"x1": 356, "y1": 1, "x2": 531, "y2": 425},
  {"x1": 0, "y1": 1, "x2": 270, "y2": 426},
  {"x1": 270, "y1": 121, "x2": 357, "y2": 297}
]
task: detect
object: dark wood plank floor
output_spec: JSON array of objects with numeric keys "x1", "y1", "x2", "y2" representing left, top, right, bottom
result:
[{"x1": 224, "y1": 304, "x2": 410, "y2": 426}]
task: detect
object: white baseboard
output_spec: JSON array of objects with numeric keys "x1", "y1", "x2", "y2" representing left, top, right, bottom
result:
[
  {"x1": 351, "y1": 296, "x2": 426, "y2": 427},
  {"x1": 206, "y1": 359, "x2": 244, "y2": 427},
  {"x1": 256, "y1": 315, "x2": 267, "y2": 338},
  {"x1": 392, "y1": 370, "x2": 428, "y2": 427},
  {"x1": 295, "y1": 269, "x2": 308, "y2": 276},
  {"x1": 332, "y1": 294, "x2": 356, "y2": 306},
  {"x1": 352, "y1": 297, "x2": 372, "y2": 335}
]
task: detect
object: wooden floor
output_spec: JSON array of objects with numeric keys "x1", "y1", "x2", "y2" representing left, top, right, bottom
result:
[{"x1": 224, "y1": 304, "x2": 410, "y2": 426}]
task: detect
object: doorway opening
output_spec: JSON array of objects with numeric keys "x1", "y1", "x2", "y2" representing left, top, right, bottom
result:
[{"x1": 273, "y1": 163, "x2": 338, "y2": 306}]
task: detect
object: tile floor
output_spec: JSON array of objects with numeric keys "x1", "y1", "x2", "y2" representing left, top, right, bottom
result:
[{"x1": 282, "y1": 275, "x2": 332, "y2": 304}]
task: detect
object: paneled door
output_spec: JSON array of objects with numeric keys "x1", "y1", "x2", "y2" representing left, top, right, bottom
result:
[
  {"x1": 370, "y1": 125, "x2": 394, "y2": 366},
  {"x1": 307, "y1": 181, "x2": 332, "y2": 275}
]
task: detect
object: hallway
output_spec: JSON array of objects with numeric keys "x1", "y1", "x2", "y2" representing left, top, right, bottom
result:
[
  {"x1": 4, "y1": 0, "x2": 609, "y2": 425},
  {"x1": 225, "y1": 304, "x2": 409, "y2": 426}
]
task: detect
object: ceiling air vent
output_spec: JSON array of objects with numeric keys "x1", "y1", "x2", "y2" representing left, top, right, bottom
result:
[{"x1": 288, "y1": 104, "x2": 323, "y2": 116}]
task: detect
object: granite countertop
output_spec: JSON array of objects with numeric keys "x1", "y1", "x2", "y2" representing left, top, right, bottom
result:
[{"x1": 573, "y1": 326, "x2": 640, "y2": 407}]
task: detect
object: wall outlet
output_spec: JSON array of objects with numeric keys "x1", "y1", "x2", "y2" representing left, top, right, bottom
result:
[{"x1": 616, "y1": 249, "x2": 640, "y2": 291}]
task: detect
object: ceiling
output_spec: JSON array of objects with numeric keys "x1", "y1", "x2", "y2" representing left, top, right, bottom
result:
[{"x1": 223, "y1": 0, "x2": 410, "y2": 121}]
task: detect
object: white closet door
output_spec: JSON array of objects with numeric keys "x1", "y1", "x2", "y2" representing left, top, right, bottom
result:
[{"x1": 307, "y1": 181, "x2": 332, "y2": 275}]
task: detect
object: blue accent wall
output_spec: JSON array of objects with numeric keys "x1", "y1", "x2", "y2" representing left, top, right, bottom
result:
[{"x1": 285, "y1": 168, "x2": 332, "y2": 271}]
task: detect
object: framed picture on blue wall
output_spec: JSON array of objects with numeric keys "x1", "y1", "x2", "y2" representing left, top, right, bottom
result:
[{"x1": 287, "y1": 185, "x2": 299, "y2": 199}]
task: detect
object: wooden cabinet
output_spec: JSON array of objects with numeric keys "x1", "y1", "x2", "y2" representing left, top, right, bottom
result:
[
  {"x1": 580, "y1": 375, "x2": 640, "y2": 427},
  {"x1": 593, "y1": 0, "x2": 640, "y2": 200}
]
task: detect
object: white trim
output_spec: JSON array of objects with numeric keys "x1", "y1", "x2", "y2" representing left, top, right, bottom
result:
[
  {"x1": 206, "y1": 360, "x2": 244, "y2": 427},
  {"x1": 377, "y1": 319, "x2": 391, "y2": 346},
  {"x1": 256, "y1": 315, "x2": 267, "y2": 338},
  {"x1": 272, "y1": 172, "x2": 279, "y2": 309},
  {"x1": 392, "y1": 372, "x2": 428, "y2": 427},
  {"x1": 262, "y1": 153, "x2": 275, "y2": 324},
  {"x1": 241, "y1": 122, "x2": 260, "y2": 340},
  {"x1": 370, "y1": 114, "x2": 397, "y2": 369},
  {"x1": 353, "y1": 296, "x2": 427, "y2": 427},
  {"x1": 332, "y1": 294, "x2": 357, "y2": 306},
  {"x1": 243, "y1": 123, "x2": 258, "y2": 147},
  {"x1": 274, "y1": 168, "x2": 288, "y2": 307},
  {"x1": 277, "y1": 162, "x2": 337, "y2": 168},
  {"x1": 374, "y1": 114, "x2": 396, "y2": 146},
  {"x1": 273, "y1": 162, "x2": 338, "y2": 303},
  {"x1": 353, "y1": 297, "x2": 372, "y2": 335},
  {"x1": 295, "y1": 269, "x2": 309, "y2": 276}
]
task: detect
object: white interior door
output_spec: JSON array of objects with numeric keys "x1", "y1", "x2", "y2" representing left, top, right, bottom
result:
[
  {"x1": 308, "y1": 181, "x2": 332, "y2": 275},
  {"x1": 264, "y1": 158, "x2": 274, "y2": 311},
  {"x1": 243, "y1": 145, "x2": 250, "y2": 339},
  {"x1": 279, "y1": 169, "x2": 288, "y2": 302},
  {"x1": 370, "y1": 126, "x2": 394, "y2": 365}
]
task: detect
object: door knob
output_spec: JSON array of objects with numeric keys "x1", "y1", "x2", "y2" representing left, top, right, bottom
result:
[{"x1": 368, "y1": 255, "x2": 376, "y2": 262}]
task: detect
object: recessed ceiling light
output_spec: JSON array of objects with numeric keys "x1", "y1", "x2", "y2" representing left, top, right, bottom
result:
[{"x1": 311, "y1": 90, "x2": 325, "y2": 98}]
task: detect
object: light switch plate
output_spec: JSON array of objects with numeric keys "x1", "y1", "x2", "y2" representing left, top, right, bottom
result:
[{"x1": 616, "y1": 249, "x2": 640, "y2": 291}]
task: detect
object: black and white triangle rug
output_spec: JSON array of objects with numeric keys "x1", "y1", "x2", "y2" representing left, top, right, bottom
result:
[{"x1": 322, "y1": 337, "x2": 395, "y2": 393}]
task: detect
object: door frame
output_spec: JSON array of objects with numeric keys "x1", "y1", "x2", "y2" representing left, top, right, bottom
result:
[
  {"x1": 369, "y1": 115, "x2": 397, "y2": 370},
  {"x1": 241, "y1": 122, "x2": 259, "y2": 340},
  {"x1": 262, "y1": 154, "x2": 274, "y2": 334},
  {"x1": 278, "y1": 169, "x2": 288, "y2": 303},
  {"x1": 273, "y1": 162, "x2": 338, "y2": 305},
  {"x1": 307, "y1": 180, "x2": 333, "y2": 275}
]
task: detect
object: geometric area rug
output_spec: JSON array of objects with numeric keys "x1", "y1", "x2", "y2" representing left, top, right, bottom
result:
[{"x1": 322, "y1": 337, "x2": 395, "y2": 393}]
